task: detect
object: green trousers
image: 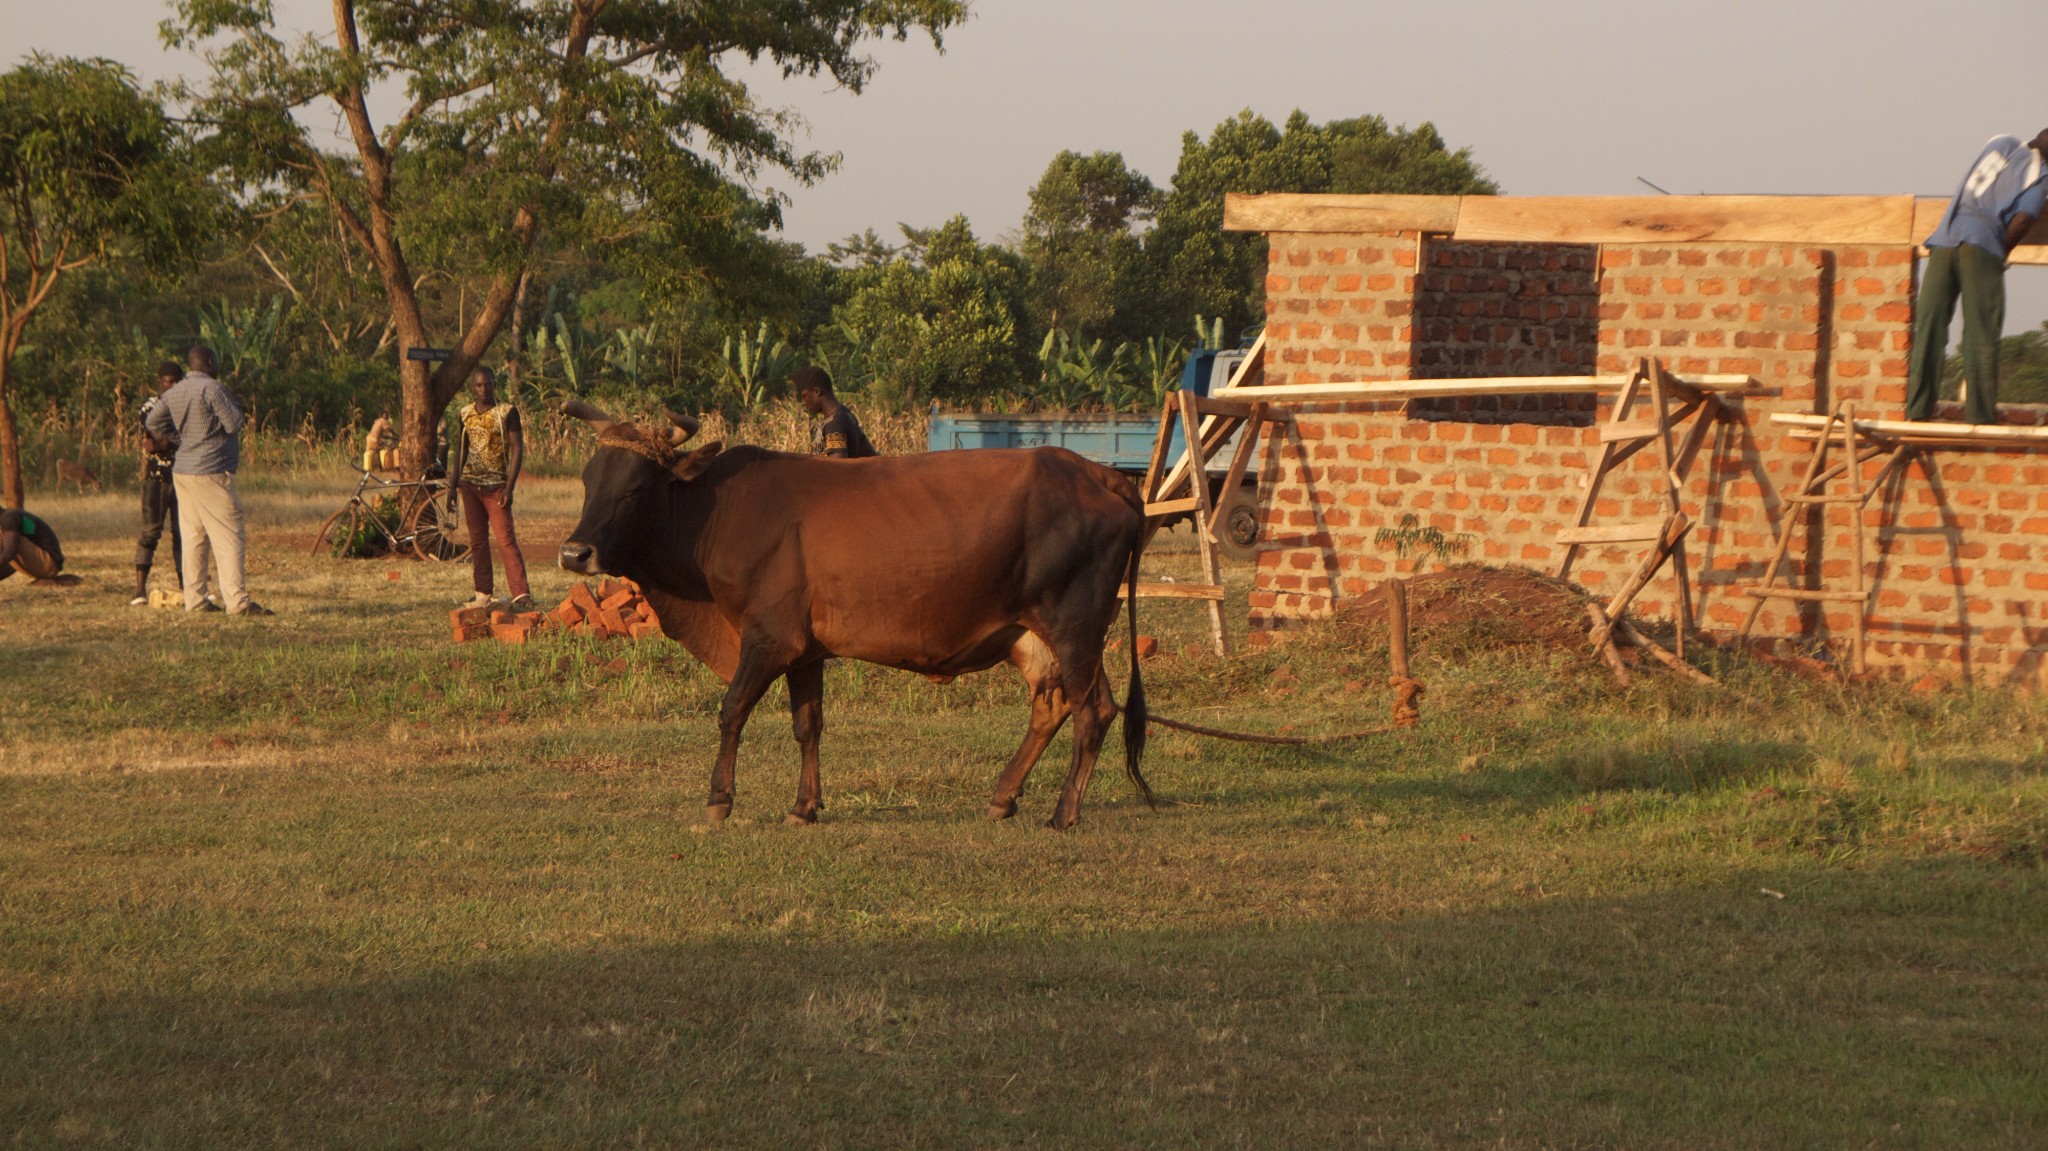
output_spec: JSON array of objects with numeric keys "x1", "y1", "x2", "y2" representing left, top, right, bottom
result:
[{"x1": 1906, "y1": 242, "x2": 2005, "y2": 424}]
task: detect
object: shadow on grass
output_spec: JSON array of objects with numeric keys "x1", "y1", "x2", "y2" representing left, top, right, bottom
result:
[{"x1": 4, "y1": 859, "x2": 2043, "y2": 1151}]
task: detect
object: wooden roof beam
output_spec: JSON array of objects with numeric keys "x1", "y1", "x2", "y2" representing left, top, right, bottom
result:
[{"x1": 1224, "y1": 192, "x2": 2048, "y2": 263}]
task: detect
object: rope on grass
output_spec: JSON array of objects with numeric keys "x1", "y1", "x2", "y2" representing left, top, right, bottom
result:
[{"x1": 1123, "y1": 673, "x2": 1425, "y2": 746}]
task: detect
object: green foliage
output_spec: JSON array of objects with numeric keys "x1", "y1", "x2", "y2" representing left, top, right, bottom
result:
[
  {"x1": 1940, "y1": 321, "x2": 2048, "y2": 404},
  {"x1": 1133, "y1": 109, "x2": 1498, "y2": 342},
  {"x1": 330, "y1": 495, "x2": 402, "y2": 559},
  {"x1": 166, "y1": 0, "x2": 968, "y2": 455},
  {"x1": 196, "y1": 296, "x2": 283, "y2": 396},
  {"x1": 1021, "y1": 151, "x2": 1160, "y2": 338},
  {"x1": 0, "y1": 54, "x2": 216, "y2": 504},
  {"x1": 1375, "y1": 512, "x2": 1475, "y2": 565},
  {"x1": 715, "y1": 322, "x2": 800, "y2": 412},
  {"x1": 834, "y1": 217, "x2": 1029, "y2": 408}
]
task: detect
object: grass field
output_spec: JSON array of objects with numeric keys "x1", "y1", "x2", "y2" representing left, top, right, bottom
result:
[{"x1": 4, "y1": 462, "x2": 2047, "y2": 1149}]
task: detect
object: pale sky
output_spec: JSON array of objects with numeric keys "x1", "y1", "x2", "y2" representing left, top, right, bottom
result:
[{"x1": 5, "y1": 0, "x2": 2047, "y2": 335}]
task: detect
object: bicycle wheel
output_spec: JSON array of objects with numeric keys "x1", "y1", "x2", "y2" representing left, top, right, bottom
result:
[
  {"x1": 313, "y1": 504, "x2": 365, "y2": 557},
  {"x1": 407, "y1": 491, "x2": 472, "y2": 562}
]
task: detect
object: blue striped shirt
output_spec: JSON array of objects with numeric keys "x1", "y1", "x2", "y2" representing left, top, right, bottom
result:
[
  {"x1": 145, "y1": 372, "x2": 244, "y2": 474},
  {"x1": 1926, "y1": 135, "x2": 2048, "y2": 259}
]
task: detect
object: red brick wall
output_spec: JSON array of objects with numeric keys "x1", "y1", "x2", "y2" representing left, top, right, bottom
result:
[{"x1": 1250, "y1": 230, "x2": 2047, "y2": 687}]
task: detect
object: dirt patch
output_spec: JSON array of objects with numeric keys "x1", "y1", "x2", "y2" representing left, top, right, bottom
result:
[{"x1": 1333, "y1": 563, "x2": 1601, "y2": 660}]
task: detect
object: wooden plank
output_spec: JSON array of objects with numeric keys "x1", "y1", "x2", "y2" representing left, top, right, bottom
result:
[
  {"x1": 1452, "y1": 194, "x2": 1917, "y2": 246},
  {"x1": 1213, "y1": 373, "x2": 1759, "y2": 403},
  {"x1": 1145, "y1": 497, "x2": 1201, "y2": 518},
  {"x1": 1223, "y1": 331, "x2": 1266, "y2": 389},
  {"x1": 1208, "y1": 403, "x2": 1267, "y2": 542},
  {"x1": 1769, "y1": 412, "x2": 2048, "y2": 445},
  {"x1": 1599, "y1": 417, "x2": 1662, "y2": 442},
  {"x1": 1912, "y1": 196, "x2": 1950, "y2": 245},
  {"x1": 1223, "y1": 193, "x2": 1462, "y2": 235},
  {"x1": 1556, "y1": 521, "x2": 1668, "y2": 545},
  {"x1": 1597, "y1": 513, "x2": 1692, "y2": 641},
  {"x1": 1739, "y1": 409, "x2": 1841, "y2": 641},
  {"x1": 1123, "y1": 582, "x2": 1226, "y2": 602},
  {"x1": 1177, "y1": 389, "x2": 1231, "y2": 658},
  {"x1": 1140, "y1": 400, "x2": 1177, "y2": 504},
  {"x1": 1188, "y1": 396, "x2": 1257, "y2": 420}
]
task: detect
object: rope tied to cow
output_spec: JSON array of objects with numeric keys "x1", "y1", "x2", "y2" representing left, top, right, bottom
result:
[{"x1": 1122, "y1": 672, "x2": 1424, "y2": 747}]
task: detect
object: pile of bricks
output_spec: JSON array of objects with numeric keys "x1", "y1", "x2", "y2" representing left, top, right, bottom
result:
[
  {"x1": 448, "y1": 577, "x2": 664, "y2": 644},
  {"x1": 548, "y1": 577, "x2": 665, "y2": 640}
]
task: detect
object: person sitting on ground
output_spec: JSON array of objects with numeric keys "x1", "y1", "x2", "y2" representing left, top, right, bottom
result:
[
  {"x1": 0, "y1": 506, "x2": 65, "y2": 584},
  {"x1": 454, "y1": 366, "x2": 533, "y2": 611},
  {"x1": 1906, "y1": 129, "x2": 2048, "y2": 425},
  {"x1": 131, "y1": 361, "x2": 191, "y2": 606},
  {"x1": 793, "y1": 365, "x2": 877, "y2": 458}
]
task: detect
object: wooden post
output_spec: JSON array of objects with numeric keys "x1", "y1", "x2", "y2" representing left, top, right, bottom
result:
[
  {"x1": 1386, "y1": 577, "x2": 1409, "y2": 681},
  {"x1": 1385, "y1": 577, "x2": 1421, "y2": 727},
  {"x1": 1178, "y1": 390, "x2": 1230, "y2": 656},
  {"x1": 1587, "y1": 604, "x2": 1632, "y2": 686}
]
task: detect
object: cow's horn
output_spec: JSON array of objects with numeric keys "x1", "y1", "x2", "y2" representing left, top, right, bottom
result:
[
  {"x1": 561, "y1": 399, "x2": 615, "y2": 435},
  {"x1": 664, "y1": 409, "x2": 701, "y2": 446}
]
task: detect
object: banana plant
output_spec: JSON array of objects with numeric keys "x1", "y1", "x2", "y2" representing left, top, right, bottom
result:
[
  {"x1": 1035, "y1": 330, "x2": 1133, "y2": 411},
  {"x1": 1194, "y1": 314, "x2": 1226, "y2": 352},
  {"x1": 544, "y1": 311, "x2": 588, "y2": 393},
  {"x1": 717, "y1": 322, "x2": 799, "y2": 411},
  {"x1": 196, "y1": 295, "x2": 284, "y2": 390},
  {"x1": 1130, "y1": 335, "x2": 1188, "y2": 412},
  {"x1": 604, "y1": 321, "x2": 661, "y2": 388}
]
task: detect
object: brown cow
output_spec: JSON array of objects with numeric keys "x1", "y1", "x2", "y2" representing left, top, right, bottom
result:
[{"x1": 557, "y1": 403, "x2": 1151, "y2": 830}]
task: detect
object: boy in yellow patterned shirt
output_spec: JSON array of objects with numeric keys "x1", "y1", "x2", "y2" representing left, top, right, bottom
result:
[{"x1": 455, "y1": 366, "x2": 531, "y2": 610}]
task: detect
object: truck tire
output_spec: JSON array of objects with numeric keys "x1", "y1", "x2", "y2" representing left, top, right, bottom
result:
[{"x1": 1215, "y1": 484, "x2": 1261, "y2": 562}]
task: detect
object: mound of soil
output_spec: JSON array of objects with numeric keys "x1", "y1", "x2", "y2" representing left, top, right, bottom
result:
[{"x1": 1333, "y1": 563, "x2": 1601, "y2": 660}]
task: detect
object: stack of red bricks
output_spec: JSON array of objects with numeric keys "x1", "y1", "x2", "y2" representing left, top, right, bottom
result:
[
  {"x1": 447, "y1": 577, "x2": 663, "y2": 644},
  {"x1": 549, "y1": 577, "x2": 664, "y2": 640}
]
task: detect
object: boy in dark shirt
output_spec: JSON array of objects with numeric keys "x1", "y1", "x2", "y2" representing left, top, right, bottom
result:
[
  {"x1": 793, "y1": 365, "x2": 877, "y2": 458},
  {"x1": 132, "y1": 361, "x2": 186, "y2": 604},
  {"x1": 0, "y1": 508, "x2": 64, "y2": 583}
]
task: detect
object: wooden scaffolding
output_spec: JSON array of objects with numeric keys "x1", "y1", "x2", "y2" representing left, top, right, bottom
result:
[
  {"x1": 1136, "y1": 334, "x2": 1274, "y2": 656},
  {"x1": 1552, "y1": 356, "x2": 1734, "y2": 661}
]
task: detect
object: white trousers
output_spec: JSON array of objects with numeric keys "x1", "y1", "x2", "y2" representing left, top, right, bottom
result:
[{"x1": 173, "y1": 472, "x2": 249, "y2": 612}]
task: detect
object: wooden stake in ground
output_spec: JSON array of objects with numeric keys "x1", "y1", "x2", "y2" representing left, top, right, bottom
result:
[{"x1": 1385, "y1": 577, "x2": 1422, "y2": 728}]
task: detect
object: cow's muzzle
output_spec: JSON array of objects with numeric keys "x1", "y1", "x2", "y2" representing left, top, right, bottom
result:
[{"x1": 558, "y1": 541, "x2": 600, "y2": 575}]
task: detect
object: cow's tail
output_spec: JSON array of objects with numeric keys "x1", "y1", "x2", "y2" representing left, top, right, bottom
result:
[{"x1": 1122, "y1": 529, "x2": 1154, "y2": 807}]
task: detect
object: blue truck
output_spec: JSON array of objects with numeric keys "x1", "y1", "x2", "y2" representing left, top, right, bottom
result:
[{"x1": 927, "y1": 347, "x2": 1262, "y2": 558}]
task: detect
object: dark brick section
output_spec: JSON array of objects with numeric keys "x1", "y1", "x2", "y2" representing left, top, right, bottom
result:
[{"x1": 1412, "y1": 240, "x2": 1601, "y2": 426}]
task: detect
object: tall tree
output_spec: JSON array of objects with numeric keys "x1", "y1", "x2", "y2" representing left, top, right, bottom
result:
[
  {"x1": 1134, "y1": 109, "x2": 1498, "y2": 340},
  {"x1": 1020, "y1": 150, "x2": 1160, "y2": 339},
  {"x1": 835, "y1": 216, "x2": 1028, "y2": 406},
  {"x1": 169, "y1": 0, "x2": 966, "y2": 475},
  {"x1": 0, "y1": 56, "x2": 206, "y2": 509}
]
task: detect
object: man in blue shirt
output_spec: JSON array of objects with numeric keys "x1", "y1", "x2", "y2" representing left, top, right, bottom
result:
[
  {"x1": 144, "y1": 345, "x2": 271, "y2": 615},
  {"x1": 1907, "y1": 131, "x2": 2048, "y2": 424}
]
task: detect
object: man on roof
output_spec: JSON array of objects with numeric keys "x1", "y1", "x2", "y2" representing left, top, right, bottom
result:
[{"x1": 1906, "y1": 130, "x2": 2048, "y2": 425}]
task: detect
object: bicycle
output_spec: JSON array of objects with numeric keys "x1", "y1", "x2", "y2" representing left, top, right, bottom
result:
[{"x1": 311, "y1": 464, "x2": 471, "y2": 563}]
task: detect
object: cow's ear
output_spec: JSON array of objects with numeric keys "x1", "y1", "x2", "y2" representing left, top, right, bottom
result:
[{"x1": 671, "y1": 441, "x2": 722, "y2": 481}]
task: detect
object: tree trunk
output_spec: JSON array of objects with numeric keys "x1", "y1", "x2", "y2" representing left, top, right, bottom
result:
[{"x1": 0, "y1": 354, "x2": 21, "y2": 510}]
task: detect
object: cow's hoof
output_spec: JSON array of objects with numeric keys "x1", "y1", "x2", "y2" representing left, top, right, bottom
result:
[
  {"x1": 1045, "y1": 814, "x2": 1078, "y2": 832},
  {"x1": 987, "y1": 799, "x2": 1018, "y2": 822},
  {"x1": 704, "y1": 803, "x2": 732, "y2": 825},
  {"x1": 784, "y1": 810, "x2": 817, "y2": 826}
]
